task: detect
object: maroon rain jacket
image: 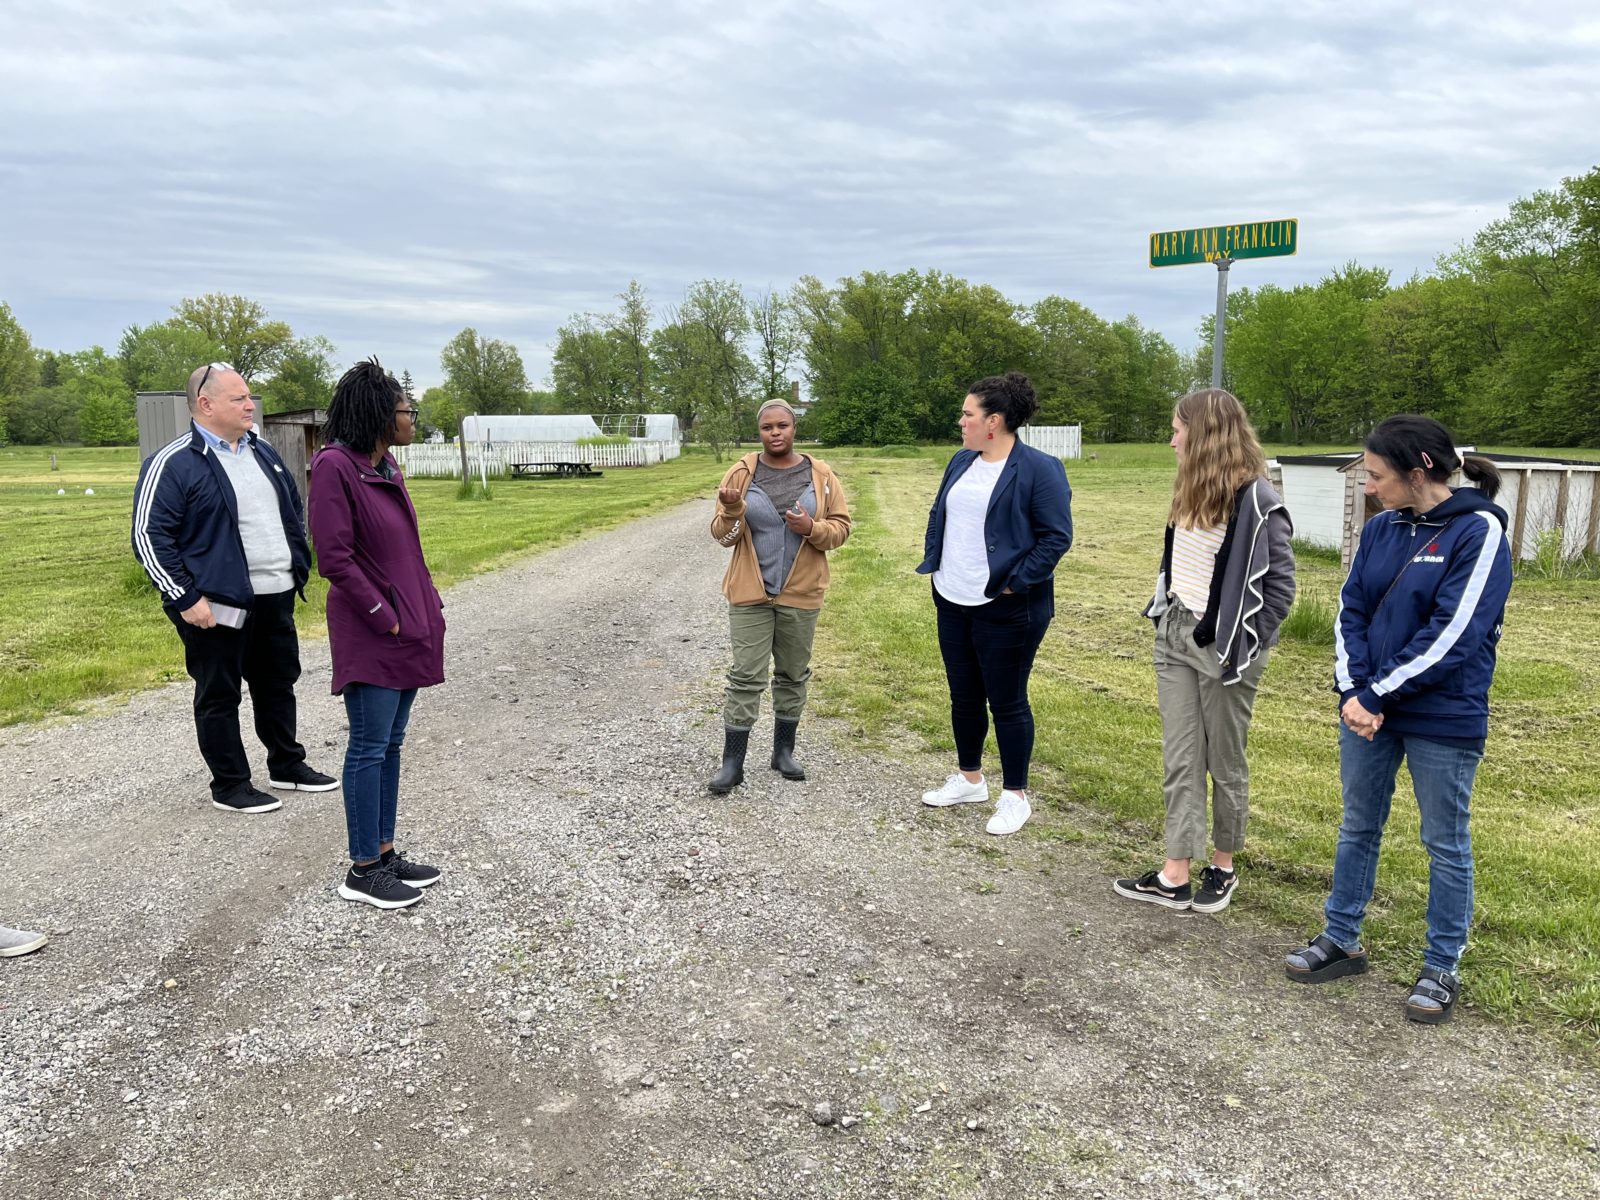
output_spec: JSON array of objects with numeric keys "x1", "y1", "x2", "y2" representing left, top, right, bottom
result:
[{"x1": 307, "y1": 442, "x2": 446, "y2": 695}]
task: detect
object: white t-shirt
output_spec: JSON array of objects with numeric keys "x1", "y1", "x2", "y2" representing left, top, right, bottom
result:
[{"x1": 933, "y1": 456, "x2": 1007, "y2": 606}]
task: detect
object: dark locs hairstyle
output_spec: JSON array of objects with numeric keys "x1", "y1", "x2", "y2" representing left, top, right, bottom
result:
[
  {"x1": 968, "y1": 371, "x2": 1039, "y2": 432},
  {"x1": 324, "y1": 357, "x2": 405, "y2": 454},
  {"x1": 1365, "y1": 414, "x2": 1502, "y2": 502}
]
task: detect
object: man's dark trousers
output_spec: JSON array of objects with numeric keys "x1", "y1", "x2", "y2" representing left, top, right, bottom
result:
[{"x1": 169, "y1": 589, "x2": 307, "y2": 800}]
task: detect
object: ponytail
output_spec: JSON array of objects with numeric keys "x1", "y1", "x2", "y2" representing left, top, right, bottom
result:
[{"x1": 1461, "y1": 455, "x2": 1501, "y2": 501}]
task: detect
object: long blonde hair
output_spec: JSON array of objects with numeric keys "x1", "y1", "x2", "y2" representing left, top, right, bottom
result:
[{"x1": 1169, "y1": 389, "x2": 1267, "y2": 528}]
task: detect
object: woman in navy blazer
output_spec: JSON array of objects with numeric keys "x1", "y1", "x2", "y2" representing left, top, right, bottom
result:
[{"x1": 916, "y1": 372, "x2": 1073, "y2": 835}]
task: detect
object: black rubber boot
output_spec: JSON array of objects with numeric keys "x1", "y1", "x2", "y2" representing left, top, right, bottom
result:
[
  {"x1": 708, "y1": 727, "x2": 749, "y2": 794},
  {"x1": 771, "y1": 717, "x2": 806, "y2": 781}
]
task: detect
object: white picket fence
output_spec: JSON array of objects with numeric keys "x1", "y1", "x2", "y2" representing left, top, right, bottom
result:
[
  {"x1": 391, "y1": 439, "x2": 681, "y2": 478},
  {"x1": 1020, "y1": 425, "x2": 1083, "y2": 460}
]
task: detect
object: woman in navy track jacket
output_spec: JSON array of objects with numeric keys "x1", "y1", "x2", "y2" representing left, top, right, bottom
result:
[{"x1": 1286, "y1": 415, "x2": 1512, "y2": 1025}]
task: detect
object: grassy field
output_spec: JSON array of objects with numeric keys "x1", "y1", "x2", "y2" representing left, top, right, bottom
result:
[
  {"x1": 0, "y1": 445, "x2": 726, "y2": 726},
  {"x1": 808, "y1": 444, "x2": 1600, "y2": 1045}
]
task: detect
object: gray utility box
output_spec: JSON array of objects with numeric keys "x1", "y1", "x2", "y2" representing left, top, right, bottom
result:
[{"x1": 136, "y1": 392, "x2": 190, "y2": 459}]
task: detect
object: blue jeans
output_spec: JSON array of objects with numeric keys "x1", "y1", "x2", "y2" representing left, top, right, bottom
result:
[
  {"x1": 341, "y1": 684, "x2": 417, "y2": 863},
  {"x1": 1324, "y1": 725, "x2": 1481, "y2": 975},
  {"x1": 933, "y1": 581, "x2": 1053, "y2": 791}
]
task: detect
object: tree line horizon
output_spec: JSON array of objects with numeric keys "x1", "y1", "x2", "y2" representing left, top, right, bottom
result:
[{"x1": 1, "y1": 166, "x2": 1595, "y2": 451}]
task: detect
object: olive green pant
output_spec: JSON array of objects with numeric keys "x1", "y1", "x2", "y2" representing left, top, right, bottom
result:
[
  {"x1": 1154, "y1": 601, "x2": 1267, "y2": 862},
  {"x1": 724, "y1": 602, "x2": 820, "y2": 730}
]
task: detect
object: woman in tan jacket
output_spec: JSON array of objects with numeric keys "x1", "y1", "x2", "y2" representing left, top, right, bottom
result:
[{"x1": 708, "y1": 399, "x2": 851, "y2": 793}]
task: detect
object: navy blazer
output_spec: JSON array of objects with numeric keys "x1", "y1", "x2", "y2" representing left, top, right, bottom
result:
[{"x1": 916, "y1": 442, "x2": 1073, "y2": 598}]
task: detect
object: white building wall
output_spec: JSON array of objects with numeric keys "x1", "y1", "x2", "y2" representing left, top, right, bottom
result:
[{"x1": 1279, "y1": 464, "x2": 1348, "y2": 548}]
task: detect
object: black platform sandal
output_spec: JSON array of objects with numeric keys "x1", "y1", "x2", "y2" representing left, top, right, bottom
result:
[
  {"x1": 1404, "y1": 967, "x2": 1460, "y2": 1025},
  {"x1": 1284, "y1": 933, "x2": 1370, "y2": 983}
]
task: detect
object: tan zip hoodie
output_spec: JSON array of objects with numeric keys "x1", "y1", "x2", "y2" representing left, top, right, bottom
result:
[{"x1": 710, "y1": 452, "x2": 852, "y2": 609}]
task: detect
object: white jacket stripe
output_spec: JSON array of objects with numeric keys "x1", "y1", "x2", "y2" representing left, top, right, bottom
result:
[
  {"x1": 1334, "y1": 584, "x2": 1355, "y2": 691},
  {"x1": 132, "y1": 435, "x2": 190, "y2": 599},
  {"x1": 1370, "y1": 511, "x2": 1502, "y2": 697}
]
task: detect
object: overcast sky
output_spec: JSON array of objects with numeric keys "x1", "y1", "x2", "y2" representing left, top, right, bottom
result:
[{"x1": 2, "y1": 1, "x2": 1597, "y2": 392}]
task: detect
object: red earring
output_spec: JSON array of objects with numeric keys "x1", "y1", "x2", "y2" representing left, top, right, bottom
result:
[{"x1": 986, "y1": 432, "x2": 994, "y2": 440}]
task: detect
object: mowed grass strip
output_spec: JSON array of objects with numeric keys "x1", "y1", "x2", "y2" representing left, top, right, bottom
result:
[
  {"x1": 0, "y1": 445, "x2": 727, "y2": 726},
  {"x1": 811, "y1": 445, "x2": 1600, "y2": 1044}
]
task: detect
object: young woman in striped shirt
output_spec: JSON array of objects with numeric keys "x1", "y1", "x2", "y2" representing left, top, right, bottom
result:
[{"x1": 1114, "y1": 389, "x2": 1296, "y2": 914}]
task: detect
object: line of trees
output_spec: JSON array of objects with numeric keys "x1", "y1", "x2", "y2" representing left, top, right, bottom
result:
[
  {"x1": 0, "y1": 294, "x2": 339, "y2": 446},
  {"x1": 3, "y1": 166, "x2": 1595, "y2": 450}
]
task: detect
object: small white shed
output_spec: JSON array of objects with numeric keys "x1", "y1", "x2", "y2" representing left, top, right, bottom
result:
[{"x1": 1275, "y1": 453, "x2": 1361, "y2": 549}]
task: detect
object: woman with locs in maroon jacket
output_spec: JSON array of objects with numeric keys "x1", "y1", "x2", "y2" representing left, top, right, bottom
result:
[{"x1": 308, "y1": 360, "x2": 446, "y2": 910}]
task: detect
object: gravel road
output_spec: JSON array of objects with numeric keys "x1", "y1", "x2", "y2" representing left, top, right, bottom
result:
[{"x1": 1, "y1": 497, "x2": 1597, "y2": 1199}]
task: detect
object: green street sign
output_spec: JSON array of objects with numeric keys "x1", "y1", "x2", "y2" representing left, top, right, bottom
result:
[{"x1": 1149, "y1": 218, "x2": 1297, "y2": 268}]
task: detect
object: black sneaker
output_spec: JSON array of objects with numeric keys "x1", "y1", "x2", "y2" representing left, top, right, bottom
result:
[
  {"x1": 382, "y1": 849, "x2": 441, "y2": 889},
  {"x1": 212, "y1": 784, "x2": 283, "y2": 814},
  {"x1": 1111, "y1": 869, "x2": 1192, "y2": 911},
  {"x1": 1191, "y1": 865, "x2": 1238, "y2": 914},
  {"x1": 269, "y1": 763, "x2": 340, "y2": 792},
  {"x1": 338, "y1": 862, "x2": 423, "y2": 910}
]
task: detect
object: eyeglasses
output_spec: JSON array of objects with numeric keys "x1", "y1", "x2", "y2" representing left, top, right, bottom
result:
[
  {"x1": 196, "y1": 361, "x2": 235, "y2": 396},
  {"x1": 396, "y1": 407, "x2": 421, "y2": 421}
]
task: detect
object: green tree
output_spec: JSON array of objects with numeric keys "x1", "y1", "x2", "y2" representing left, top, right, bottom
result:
[
  {"x1": 793, "y1": 270, "x2": 920, "y2": 441},
  {"x1": 1106, "y1": 316, "x2": 1186, "y2": 442},
  {"x1": 419, "y1": 386, "x2": 461, "y2": 438},
  {"x1": 1028, "y1": 296, "x2": 1122, "y2": 435},
  {"x1": 607, "y1": 280, "x2": 657, "y2": 412},
  {"x1": 551, "y1": 314, "x2": 624, "y2": 414},
  {"x1": 749, "y1": 287, "x2": 800, "y2": 410},
  {"x1": 60, "y1": 348, "x2": 137, "y2": 445},
  {"x1": 259, "y1": 336, "x2": 337, "y2": 413},
  {"x1": 170, "y1": 294, "x2": 293, "y2": 381},
  {"x1": 0, "y1": 302, "x2": 40, "y2": 443},
  {"x1": 117, "y1": 321, "x2": 223, "y2": 392},
  {"x1": 908, "y1": 273, "x2": 1038, "y2": 438},
  {"x1": 651, "y1": 280, "x2": 753, "y2": 459},
  {"x1": 439, "y1": 328, "x2": 529, "y2": 415}
]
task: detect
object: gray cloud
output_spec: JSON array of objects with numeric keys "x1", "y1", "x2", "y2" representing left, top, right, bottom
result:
[{"x1": 1, "y1": 1, "x2": 1597, "y2": 391}]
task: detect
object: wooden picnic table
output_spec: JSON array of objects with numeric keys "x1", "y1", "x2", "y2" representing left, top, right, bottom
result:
[{"x1": 509, "y1": 461, "x2": 604, "y2": 479}]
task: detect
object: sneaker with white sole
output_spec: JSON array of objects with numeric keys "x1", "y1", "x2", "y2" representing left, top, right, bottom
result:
[
  {"x1": 1112, "y1": 868, "x2": 1193, "y2": 911},
  {"x1": 212, "y1": 784, "x2": 283, "y2": 814},
  {"x1": 338, "y1": 861, "x2": 423, "y2": 910},
  {"x1": 268, "y1": 763, "x2": 340, "y2": 792},
  {"x1": 0, "y1": 926, "x2": 49, "y2": 957},
  {"x1": 985, "y1": 789, "x2": 1031, "y2": 835},
  {"x1": 921, "y1": 773, "x2": 988, "y2": 807}
]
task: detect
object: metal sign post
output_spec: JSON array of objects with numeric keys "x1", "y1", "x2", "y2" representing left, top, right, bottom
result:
[
  {"x1": 1212, "y1": 257, "x2": 1233, "y2": 388},
  {"x1": 1149, "y1": 218, "x2": 1298, "y2": 389}
]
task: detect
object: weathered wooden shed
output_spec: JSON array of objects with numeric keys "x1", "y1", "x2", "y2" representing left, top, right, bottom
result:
[
  {"x1": 260, "y1": 408, "x2": 328, "y2": 502},
  {"x1": 1339, "y1": 451, "x2": 1600, "y2": 569}
]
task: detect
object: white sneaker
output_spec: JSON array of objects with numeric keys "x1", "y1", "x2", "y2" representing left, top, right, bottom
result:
[
  {"x1": 985, "y1": 789, "x2": 1032, "y2": 836},
  {"x1": 0, "y1": 926, "x2": 49, "y2": 957},
  {"x1": 921, "y1": 773, "x2": 988, "y2": 807}
]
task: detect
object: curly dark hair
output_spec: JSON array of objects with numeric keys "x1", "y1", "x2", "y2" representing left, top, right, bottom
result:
[
  {"x1": 323, "y1": 357, "x2": 405, "y2": 454},
  {"x1": 968, "y1": 371, "x2": 1039, "y2": 432}
]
